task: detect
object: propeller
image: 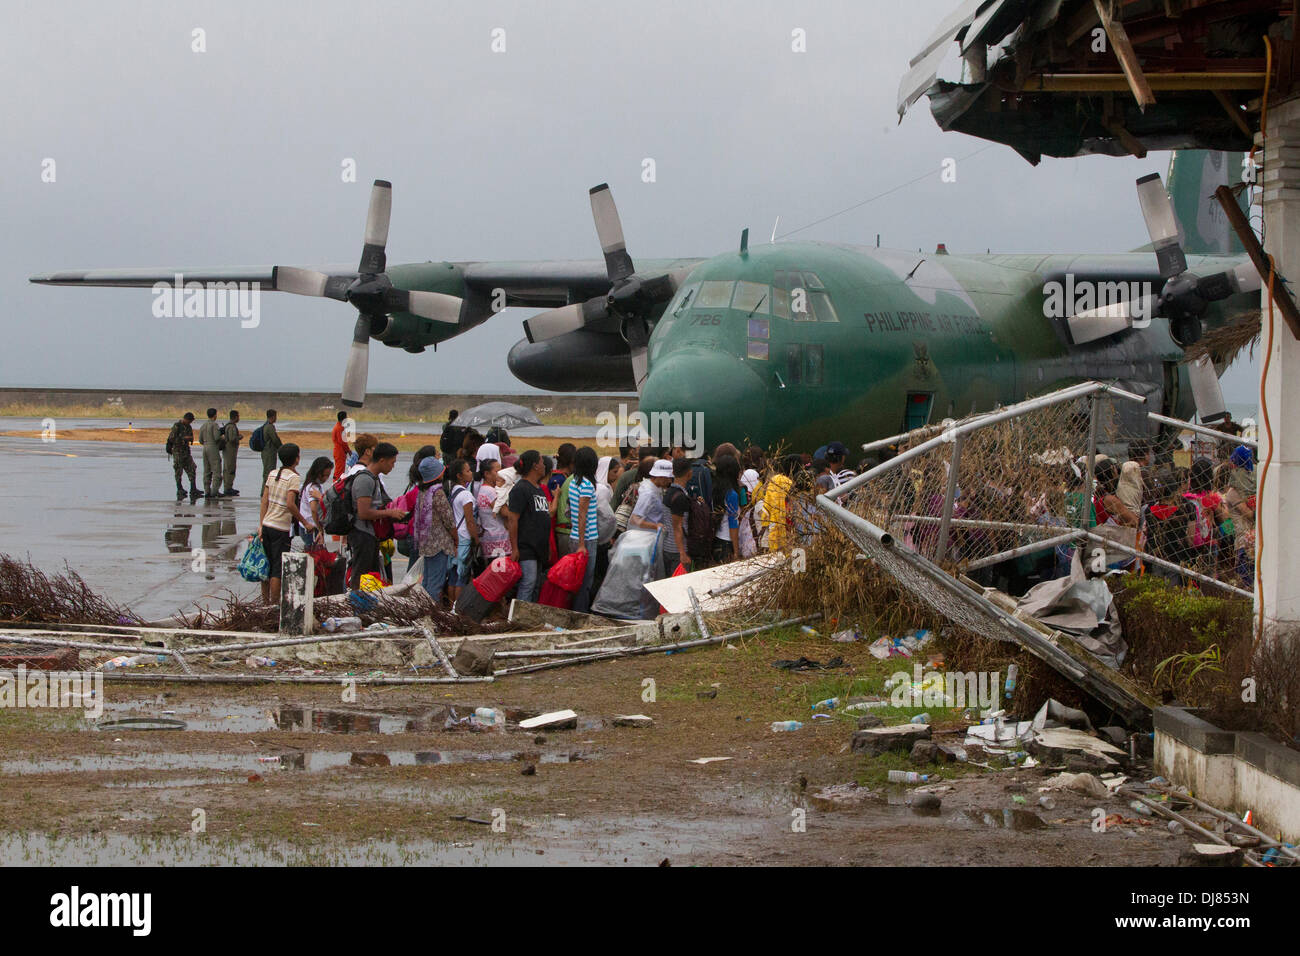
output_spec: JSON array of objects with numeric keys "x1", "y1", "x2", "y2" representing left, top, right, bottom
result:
[
  {"x1": 271, "y1": 180, "x2": 463, "y2": 407},
  {"x1": 1065, "y1": 173, "x2": 1262, "y2": 422},
  {"x1": 523, "y1": 184, "x2": 685, "y2": 391}
]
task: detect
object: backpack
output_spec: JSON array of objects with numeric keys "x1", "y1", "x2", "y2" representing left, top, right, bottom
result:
[
  {"x1": 440, "y1": 423, "x2": 467, "y2": 457},
  {"x1": 323, "y1": 472, "x2": 362, "y2": 535},
  {"x1": 249, "y1": 424, "x2": 266, "y2": 452},
  {"x1": 685, "y1": 491, "x2": 718, "y2": 559}
]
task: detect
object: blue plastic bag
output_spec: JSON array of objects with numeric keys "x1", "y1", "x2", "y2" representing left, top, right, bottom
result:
[{"x1": 238, "y1": 535, "x2": 270, "y2": 582}]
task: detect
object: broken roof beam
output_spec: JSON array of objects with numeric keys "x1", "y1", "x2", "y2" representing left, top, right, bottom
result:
[
  {"x1": 1094, "y1": 0, "x2": 1157, "y2": 109},
  {"x1": 1024, "y1": 71, "x2": 1267, "y2": 90}
]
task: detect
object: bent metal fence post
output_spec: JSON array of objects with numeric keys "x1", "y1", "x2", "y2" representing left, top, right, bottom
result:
[{"x1": 816, "y1": 381, "x2": 1178, "y2": 722}]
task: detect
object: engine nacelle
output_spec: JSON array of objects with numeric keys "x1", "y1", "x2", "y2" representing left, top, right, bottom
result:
[{"x1": 507, "y1": 329, "x2": 634, "y2": 392}]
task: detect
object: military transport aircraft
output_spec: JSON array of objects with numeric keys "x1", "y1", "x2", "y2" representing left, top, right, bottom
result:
[{"x1": 31, "y1": 150, "x2": 1260, "y2": 452}]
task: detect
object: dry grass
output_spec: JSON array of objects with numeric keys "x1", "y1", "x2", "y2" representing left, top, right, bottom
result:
[{"x1": 0, "y1": 555, "x2": 142, "y2": 626}]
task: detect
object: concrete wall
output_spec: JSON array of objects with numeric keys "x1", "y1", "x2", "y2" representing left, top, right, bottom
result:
[{"x1": 1154, "y1": 706, "x2": 1300, "y2": 843}]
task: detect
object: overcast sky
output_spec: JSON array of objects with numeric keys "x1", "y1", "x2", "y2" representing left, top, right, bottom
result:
[{"x1": 2, "y1": 0, "x2": 1258, "y2": 404}]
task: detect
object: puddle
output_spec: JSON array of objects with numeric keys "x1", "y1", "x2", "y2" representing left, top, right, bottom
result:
[
  {"x1": 948, "y1": 807, "x2": 1047, "y2": 830},
  {"x1": 86, "y1": 701, "x2": 554, "y2": 736},
  {"x1": 1, "y1": 747, "x2": 593, "y2": 776},
  {"x1": 0, "y1": 813, "x2": 754, "y2": 866}
]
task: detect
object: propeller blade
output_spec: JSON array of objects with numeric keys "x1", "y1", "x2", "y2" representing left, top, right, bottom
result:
[
  {"x1": 359, "y1": 180, "x2": 392, "y2": 274},
  {"x1": 1187, "y1": 353, "x2": 1227, "y2": 423},
  {"x1": 589, "y1": 184, "x2": 634, "y2": 283},
  {"x1": 523, "y1": 298, "x2": 607, "y2": 344},
  {"x1": 1136, "y1": 174, "x2": 1187, "y2": 280},
  {"x1": 273, "y1": 266, "x2": 332, "y2": 297},
  {"x1": 1195, "y1": 261, "x2": 1264, "y2": 302},
  {"x1": 397, "y1": 290, "x2": 463, "y2": 324},
  {"x1": 630, "y1": 344, "x2": 649, "y2": 393},
  {"x1": 341, "y1": 314, "x2": 373, "y2": 408},
  {"x1": 1066, "y1": 294, "x2": 1154, "y2": 344}
]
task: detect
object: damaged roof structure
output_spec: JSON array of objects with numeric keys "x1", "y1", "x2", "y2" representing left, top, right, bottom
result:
[{"x1": 898, "y1": 0, "x2": 1297, "y2": 164}]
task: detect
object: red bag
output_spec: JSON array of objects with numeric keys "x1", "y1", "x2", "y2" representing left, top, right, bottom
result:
[
  {"x1": 546, "y1": 549, "x2": 589, "y2": 593},
  {"x1": 391, "y1": 488, "x2": 418, "y2": 539},
  {"x1": 474, "y1": 557, "x2": 522, "y2": 603},
  {"x1": 308, "y1": 547, "x2": 338, "y2": 597},
  {"x1": 538, "y1": 578, "x2": 575, "y2": 609}
]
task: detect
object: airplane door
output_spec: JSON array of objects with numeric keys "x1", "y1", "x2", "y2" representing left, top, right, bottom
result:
[{"x1": 904, "y1": 392, "x2": 934, "y2": 431}]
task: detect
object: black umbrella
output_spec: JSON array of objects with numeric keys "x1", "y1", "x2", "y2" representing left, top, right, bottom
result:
[{"x1": 456, "y1": 401, "x2": 544, "y2": 430}]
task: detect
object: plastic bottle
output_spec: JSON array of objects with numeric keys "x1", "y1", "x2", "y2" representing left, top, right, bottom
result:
[
  {"x1": 472, "y1": 707, "x2": 505, "y2": 729},
  {"x1": 770, "y1": 720, "x2": 803, "y2": 732},
  {"x1": 910, "y1": 712, "x2": 931, "y2": 724},
  {"x1": 799, "y1": 625, "x2": 819, "y2": 636},
  {"x1": 811, "y1": 697, "x2": 838, "y2": 712},
  {"x1": 321, "y1": 616, "x2": 362, "y2": 634},
  {"x1": 887, "y1": 770, "x2": 930, "y2": 784},
  {"x1": 1004, "y1": 663, "x2": 1018, "y2": 699},
  {"x1": 246, "y1": 656, "x2": 277, "y2": 668}
]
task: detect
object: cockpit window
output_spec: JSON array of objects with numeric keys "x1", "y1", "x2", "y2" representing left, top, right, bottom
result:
[
  {"x1": 696, "y1": 280, "x2": 735, "y2": 308},
  {"x1": 810, "y1": 291, "x2": 839, "y2": 323},
  {"x1": 802, "y1": 271, "x2": 825, "y2": 291},
  {"x1": 771, "y1": 285, "x2": 791, "y2": 319},
  {"x1": 731, "y1": 281, "x2": 768, "y2": 314}
]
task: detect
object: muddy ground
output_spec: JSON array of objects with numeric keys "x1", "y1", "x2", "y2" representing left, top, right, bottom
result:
[{"x1": 0, "y1": 627, "x2": 1192, "y2": 866}]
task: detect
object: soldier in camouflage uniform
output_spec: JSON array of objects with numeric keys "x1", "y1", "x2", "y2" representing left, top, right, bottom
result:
[{"x1": 168, "y1": 412, "x2": 200, "y2": 503}]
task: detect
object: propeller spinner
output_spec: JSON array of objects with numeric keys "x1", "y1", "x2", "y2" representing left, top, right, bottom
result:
[{"x1": 272, "y1": 180, "x2": 463, "y2": 407}]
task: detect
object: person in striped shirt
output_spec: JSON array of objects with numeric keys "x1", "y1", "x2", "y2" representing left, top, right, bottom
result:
[
  {"x1": 825, "y1": 441, "x2": 857, "y2": 486},
  {"x1": 568, "y1": 446, "x2": 600, "y2": 612}
]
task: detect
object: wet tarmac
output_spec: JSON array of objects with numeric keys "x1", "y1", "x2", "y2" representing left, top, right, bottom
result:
[{"x1": 0, "y1": 417, "x2": 598, "y2": 619}]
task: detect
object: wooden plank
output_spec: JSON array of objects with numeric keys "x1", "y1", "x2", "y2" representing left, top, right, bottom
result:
[
  {"x1": 1094, "y1": 0, "x2": 1157, "y2": 108},
  {"x1": 1214, "y1": 184, "x2": 1300, "y2": 341}
]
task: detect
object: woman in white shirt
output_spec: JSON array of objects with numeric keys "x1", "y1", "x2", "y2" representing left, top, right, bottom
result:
[{"x1": 298, "y1": 457, "x2": 333, "y2": 550}]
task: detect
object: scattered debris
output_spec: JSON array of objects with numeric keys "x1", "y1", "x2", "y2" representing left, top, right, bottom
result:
[
  {"x1": 610, "y1": 715, "x2": 654, "y2": 728},
  {"x1": 687, "y1": 757, "x2": 732, "y2": 764},
  {"x1": 851, "y1": 723, "x2": 931, "y2": 757},
  {"x1": 518, "y1": 710, "x2": 578, "y2": 731},
  {"x1": 810, "y1": 783, "x2": 876, "y2": 812}
]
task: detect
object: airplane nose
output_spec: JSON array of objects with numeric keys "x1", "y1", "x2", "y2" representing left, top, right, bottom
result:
[{"x1": 637, "y1": 350, "x2": 766, "y2": 452}]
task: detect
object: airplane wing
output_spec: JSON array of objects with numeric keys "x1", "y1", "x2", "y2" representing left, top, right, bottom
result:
[{"x1": 29, "y1": 265, "x2": 357, "y2": 291}]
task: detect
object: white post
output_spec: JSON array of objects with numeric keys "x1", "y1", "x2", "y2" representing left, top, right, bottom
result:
[
  {"x1": 279, "y1": 552, "x2": 315, "y2": 635},
  {"x1": 1257, "y1": 96, "x2": 1300, "y2": 632}
]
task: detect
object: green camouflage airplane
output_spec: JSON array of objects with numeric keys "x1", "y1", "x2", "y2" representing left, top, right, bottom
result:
[{"x1": 31, "y1": 151, "x2": 1258, "y2": 454}]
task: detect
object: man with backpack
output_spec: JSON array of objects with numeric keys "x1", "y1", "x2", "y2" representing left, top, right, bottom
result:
[
  {"x1": 252, "y1": 409, "x2": 283, "y2": 487},
  {"x1": 663, "y1": 457, "x2": 695, "y2": 572},
  {"x1": 440, "y1": 409, "x2": 464, "y2": 459},
  {"x1": 220, "y1": 410, "x2": 241, "y2": 497},
  {"x1": 166, "y1": 412, "x2": 200, "y2": 503},
  {"x1": 346, "y1": 441, "x2": 406, "y2": 588}
]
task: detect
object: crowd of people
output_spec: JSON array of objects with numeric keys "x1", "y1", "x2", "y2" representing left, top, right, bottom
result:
[
  {"x1": 246, "y1": 405, "x2": 869, "y2": 617},
  {"x1": 890, "y1": 432, "x2": 1260, "y2": 593}
]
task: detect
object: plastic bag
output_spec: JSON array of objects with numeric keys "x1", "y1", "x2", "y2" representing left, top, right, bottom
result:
[
  {"x1": 237, "y1": 535, "x2": 270, "y2": 582},
  {"x1": 591, "y1": 528, "x2": 660, "y2": 619},
  {"x1": 474, "y1": 557, "x2": 522, "y2": 603},
  {"x1": 547, "y1": 548, "x2": 589, "y2": 593}
]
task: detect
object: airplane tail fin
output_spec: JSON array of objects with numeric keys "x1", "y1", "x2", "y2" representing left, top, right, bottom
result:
[{"x1": 1165, "y1": 150, "x2": 1249, "y2": 255}]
